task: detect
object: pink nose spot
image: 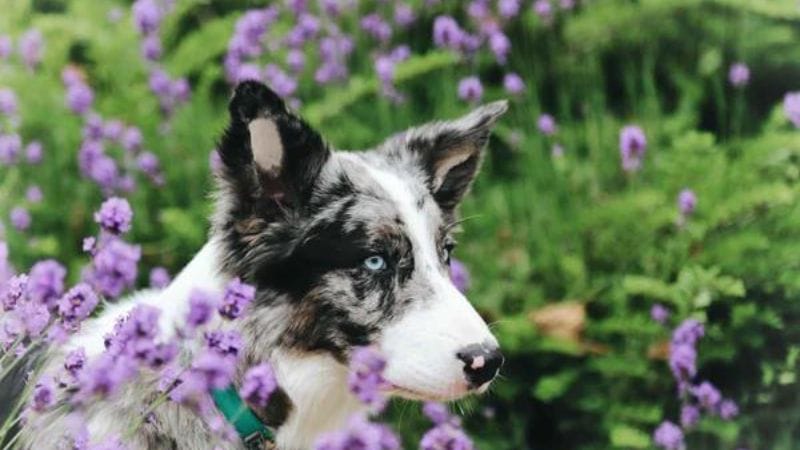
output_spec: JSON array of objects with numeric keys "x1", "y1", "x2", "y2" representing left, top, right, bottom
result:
[{"x1": 471, "y1": 355, "x2": 485, "y2": 370}]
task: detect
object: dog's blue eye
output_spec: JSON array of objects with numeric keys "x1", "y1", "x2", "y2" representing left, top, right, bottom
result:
[{"x1": 363, "y1": 255, "x2": 386, "y2": 272}]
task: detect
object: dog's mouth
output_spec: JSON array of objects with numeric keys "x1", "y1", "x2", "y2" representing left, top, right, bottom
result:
[{"x1": 385, "y1": 381, "x2": 489, "y2": 402}]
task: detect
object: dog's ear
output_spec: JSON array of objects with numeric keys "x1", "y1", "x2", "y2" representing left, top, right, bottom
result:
[
  {"x1": 217, "y1": 81, "x2": 330, "y2": 213},
  {"x1": 404, "y1": 101, "x2": 508, "y2": 213}
]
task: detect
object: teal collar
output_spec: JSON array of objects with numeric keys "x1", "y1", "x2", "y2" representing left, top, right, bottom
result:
[{"x1": 211, "y1": 386, "x2": 274, "y2": 449}]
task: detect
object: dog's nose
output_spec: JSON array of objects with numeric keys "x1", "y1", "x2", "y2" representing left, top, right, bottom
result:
[{"x1": 456, "y1": 343, "x2": 504, "y2": 388}]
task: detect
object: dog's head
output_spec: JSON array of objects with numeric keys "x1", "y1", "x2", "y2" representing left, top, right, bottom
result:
[{"x1": 214, "y1": 81, "x2": 506, "y2": 401}]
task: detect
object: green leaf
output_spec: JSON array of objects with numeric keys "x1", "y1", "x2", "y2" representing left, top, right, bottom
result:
[
  {"x1": 166, "y1": 15, "x2": 238, "y2": 76},
  {"x1": 610, "y1": 425, "x2": 650, "y2": 448},
  {"x1": 532, "y1": 370, "x2": 579, "y2": 402}
]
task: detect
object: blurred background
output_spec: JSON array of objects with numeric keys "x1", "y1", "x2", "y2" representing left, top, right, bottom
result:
[{"x1": 1, "y1": 0, "x2": 799, "y2": 449}]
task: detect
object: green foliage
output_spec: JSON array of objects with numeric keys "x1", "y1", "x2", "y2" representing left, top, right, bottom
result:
[{"x1": 1, "y1": 0, "x2": 799, "y2": 449}]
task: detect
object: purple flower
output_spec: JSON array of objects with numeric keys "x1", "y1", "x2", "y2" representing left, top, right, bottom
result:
[
  {"x1": 28, "y1": 260, "x2": 67, "y2": 307},
  {"x1": 95, "y1": 197, "x2": 133, "y2": 235},
  {"x1": 149, "y1": 267, "x2": 171, "y2": 289},
  {"x1": 77, "y1": 353, "x2": 138, "y2": 400},
  {"x1": 58, "y1": 283, "x2": 99, "y2": 329},
  {"x1": 692, "y1": 381, "x2": 722, "y2": 410},
  {"x1": 0, "y1": 35, "x2": 11, "y2": 60},
  {"x1": 121, "y1": 127, "x2": 143, "y2": 152},
  {"x1": 653, "y1": 421, "x2": 684, "y2": 450},
  {"x1": 103, "y1": 120, "x2": 124, "y2": 141},
  {"x1": 187, "y1": 289, "x2": 218, "y2": 329},
  {"x1": 422, "y1": 402, "x2": 450, "y2": 425},
  {"x1": 240, "y1": 363, "x2": 277, "y2": 408},
  {"x1": 619, "y1": 125, "x2": 647, "y2": 172},
  {"x1": 552, "y1": 144, "x2": 565, "y2": 158},
  {"x1": 488, "y1": 32, "x2": 511, "y2": 64},
  {"x1": 19, "y1": 301, "x2": 51, "y2": 336},
  {"x1": 132, "y1": 0, "x2": 164, "y2": 34},
  {"x1": 66, "y1": 82, "x2": 94, "y2": 115},
  {"x1": 219, "y1": 278, "x2": 256, "y2": 320},
  {"x1": 25, "y1": 140, "x2": 43, "y2": 164},
  {"x1": 286, "y1": 49, "x2": 305, "y2": 73},
  {"x1": 18, "y1": 29, "x2": 44, "y2": 70},
  {"x1": 457, "y1": 77, "x2": 483, "y2": 103},
  {"x1": 783, "y1": 92, "x2": 800, "y2": 128},
  {"x1": 672, "y1": 319, "x2": 704, "y2": 346},
  {"x1": 0, "y1": 133, "x2": 22, "y2": 165},
  {"x1": 31, "y1": 375, "x2": 57, "y2": 412},
  {"x1": 0, "y1": 88, "x2": 17, "y2": 116},
  {"x1": 669, "y1": 343, "x2": 697, "y2": 380},
  {"x1": 25, "y1": 185, "x2": 43, "y2": 204},
  {"x1": 651, "y1": 304, "x2": 669, "y2": 324},
  {"x1": 680, "y1": 404, "x2": 700, "y2": 428},
  {"x1": 537, "y1": 114, "x2": 557, "y2": 136},
  {"x1": 175, "y1": 350, "x2": 235, "y2": 400},
  {"x1": 10, "y1": 206, "x2": 31, "y2": 231},
  {"x1": 314, "y1": 415, "x2": 400, "y2": 450},
  {"x1": 204, "y1": 330, "x2": 243, "y2": 358},
  {"x1": 503, "y1": 73, "x2": 525, "y2": 95},
  {"x1": 89, "y1": 238, "x2": 141, "y2": 298},
  {"x1": 141, "y1": 34, "x2": 162, "y2": 61},
  {"x1": 728, "y1": 62, "x2": 750, "y2": 88},
  {"x1": 394, "y1": 3, "x2": 416, "y2": 27},
  {"x1": 534, "y1": 0, "x2": 554, "y2": 22},
  {"x1": 678, "y1": 189, "x2": 697, "y2": 217},
  {"x1": 2, "y1": 274, "x2": 27, "y2": 311},
  {"x1": 420, "y1": 422, "x2": 474, "y2": 450},
  {"x1": 64, "y1": 347, "x2": 87, "y2": 379},
  {"x1": 560, "y1": 0, "x2": 576, "y2": 9},
  {"x1": 360, "y1": 14, "x2": 392, "y2": 43},
  {"x1": 433, "y1": 16, "x2": 464, "y2": 51},
  {"x1": 719, "y1": 399, "x2": 739, "y2": 419},
  {"x1": 449, "y1": 259, "x2": 471, "y2": 293},
  {"x1": 348, "y1": 346, "x2": 389, "y2": 411},
  {"x1": 499, "y1": 0, "x2": 521, "y2": 18}
]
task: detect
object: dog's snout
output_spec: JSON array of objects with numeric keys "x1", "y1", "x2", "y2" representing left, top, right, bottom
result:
[{"x1": 456, "y1": 343, "x2": 504, "y2": 388}]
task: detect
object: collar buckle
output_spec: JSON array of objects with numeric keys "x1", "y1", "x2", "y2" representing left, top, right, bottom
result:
[{"x1": 243, "y1": 431, "x2": 267, "y2": 450}]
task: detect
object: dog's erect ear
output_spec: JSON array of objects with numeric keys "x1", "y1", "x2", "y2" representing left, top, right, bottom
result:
[
  {"x1": 404, "y1": 101, "x2": 508, "y2": 212},
  {"x1": 218, "y1": 81, "x2": 330, "y2": 211}
]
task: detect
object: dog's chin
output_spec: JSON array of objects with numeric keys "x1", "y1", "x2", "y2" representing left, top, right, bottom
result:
[{"x1": 385, "y1": 381, "x2": 491, "y2": 403}]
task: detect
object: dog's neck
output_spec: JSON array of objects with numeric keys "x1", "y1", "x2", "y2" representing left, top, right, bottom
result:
[{"x1": 175, "y1": 240, "x2": 364, "y2": 449}]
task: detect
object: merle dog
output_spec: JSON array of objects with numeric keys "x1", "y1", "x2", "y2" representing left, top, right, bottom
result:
[{"x1": 16, "y1": 81, "x2": 507, "y2": 449}]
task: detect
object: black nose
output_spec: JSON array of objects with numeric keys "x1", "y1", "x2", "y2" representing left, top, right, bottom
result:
[{"x1": 456, "y1": 343, "x2": 504, "y2": 388}]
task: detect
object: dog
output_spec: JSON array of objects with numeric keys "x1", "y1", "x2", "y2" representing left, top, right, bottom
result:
[{"x1": 15, "y1": 81, "x2": 507, "y2": 449}]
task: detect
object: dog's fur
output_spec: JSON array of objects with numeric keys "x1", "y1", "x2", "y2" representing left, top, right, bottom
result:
[{"x1": 13, "y1": 81, "x2": 507, "y2": 449}]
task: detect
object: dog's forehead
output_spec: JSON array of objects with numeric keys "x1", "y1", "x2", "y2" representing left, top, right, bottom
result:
[{"x1": 311, "y1": 151, "x2": 444, "y2": 240}]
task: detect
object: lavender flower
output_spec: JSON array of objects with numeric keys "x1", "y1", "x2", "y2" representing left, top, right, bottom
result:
[
  {"x1": 719, "y1": 399, "x2": 739, "y2": 419},
  {"x1": 0, "y1": 35, "x2": 11, "y2": 60},
  {"x1": 537, "y1": 114, "x2": 557, "y2": 136},
  {"x1": 121, "y1": 127, "x2": 143, "y2": 152},
  {"x1": 25, "y1": 141, "x2": 43, "y2": 164},
  {"x1": 171, "y1": 351, "x2": 235, "y2": 402},
  {"x1": 728, "y1": 62, "x2": 750, "y2": 88},
  {"x1": 678, "y1": 189, "x2": 697, "y2": 217},
  {"x1": 219, "y1": 278, "x2": 256, "y2": 320},
  {"x1": 503, "y1": 73, "x2": 525, "y2": 95},
  {"x1": 420, "y1": 422, "x2": 474, "y2": 450},
  {"x1": 394, "y1": 3, "x2": 416, "y2": 27},
  {"x1": 66, "y1": 82, "x2": 94, "y2": 115},
  {"x1": 2, "y1": 274, "x2": 28, "y2": 311},
  {"x1": 619, "y1": 125, "x2": 647, "y2": 172},
  {"x1": 0, "y1": 88, "x2": 17, "y2": 116},
  {"x1": 672, "y1": 319, "x2": 704, "y2": 346},
  {"x1": 77, "y1": 353, "x2": 138, "y2": 400},
  {"x1": 57, "y1": 283, "x2": 99, "y2": 331},
  {"x1": 488, "y1": 32, "x2": 511, "y2": 64},
  {"x1": 31, "y1": 375, "x2": 57, "y2": 412},
  {"x1": 25, "y1": 185, "x2": 42, "y2": 204},
  {"x1": 240, "y1": 363, "x2": 277, "y2": 408},
  {"x1": 499, "y1": 0, "x2": 521, "y2": 18},
  {"x1": 149, "y1": 267, "x2": 171, "y2": 289},
  {"x1": 204, "y1": 330, "x2": 243, "y2": 358},
  {"x1": 141, "y1": 35, "x2": 162, "y2": 61},
  {"x1": 691, "y1": 381, "x2": 721, "y2": 410},
  {"x1": 0, "y1": 133, "x2": 22, "y2": 165},
  {"x1": 457, "y1": 77, "x2": 483, "y2": 103},
  {"x1": 64, "y1": 347, "x2": 87, "y2": 379},
  {"x1": 314, "y1": 415, "x2": 400, "y2": 450},
  {"x1": 653, "y1": 421, "x2": 684, "y2": 450},
  {"x1": 95, "y1": 197, "x2": 133, "y2": 235},
  {"x1": 89, "y1": 238, "x2": 141, "y2": 298},
  {"x1": 651, "y1": 304, "x2": 669, "y2": 324},
  {"x1": 680, "y1": 404, "x2": 700, "y2": 428},
  {"x1": 187, "y1": 289, "x2": 218, "y2": 329},
  {"x1": 10, "y1": 206, "x2": 31, "y2": 231},
  {"x1": 533, "y1": 0, "x2": 554, "y2": 22},
  {"x1": 132, "y1": 0, "x2": 164, "y2": 35},
  {"x1": 560, "y1": 0, "x2": 576, "y2": 9},
  {"x1": 18, "y1": 29, "x2": 44, "y2": 70},
  {"x1": 348, "y1": 346, "x2": 389, "y2": 411},
  {"x1": 783, "y1": 92, "x2": 800, "y2": 128},
  {"x1": 449, "y1": 259, "x2": 470, "y2": 293},
  {"x1": 422, "y1": 402, "x2": 450, "y2": 425},
  {"x1": 669, "y1": 342, "x2": 697, "y2": 380},
  {"x1": 360, "y1": 14, "x2": 392, "y2": 43},
  {"x1": 20, "y1": 301, "x2": 51, "y2": 336},
  {"x1": 28, "y1": 259, "x2": 67, "y2": 307},
  {"x1": 433, "y1": 16, "x2": 464, "y2": 51}
]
